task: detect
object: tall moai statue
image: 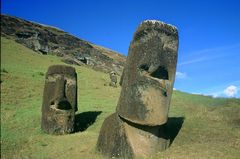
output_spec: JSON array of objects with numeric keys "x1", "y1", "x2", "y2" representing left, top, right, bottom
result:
[
  {"x1": 97, "y1": 20, "x2": 178, "y2": 158},
  {"x1": 41, "y1": 65, "x2": 78, "y2": 135}
]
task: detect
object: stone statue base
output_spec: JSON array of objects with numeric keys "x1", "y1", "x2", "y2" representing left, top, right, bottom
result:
[{"x1": 97, "y1": 113, "x2": 170, "y2": 158}]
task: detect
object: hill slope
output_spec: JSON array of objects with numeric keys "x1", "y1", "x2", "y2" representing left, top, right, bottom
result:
[
  {"x1": 1, "y1": 14, "x2": 126, "y2": 75},
  {"x1": 1, "y1": 37, "x2": 240, "y2": 158}
]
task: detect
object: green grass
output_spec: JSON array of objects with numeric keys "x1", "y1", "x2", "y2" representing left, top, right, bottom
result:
[{"x1": 1, "y1": 37, "x2": 240, "y2": 159}]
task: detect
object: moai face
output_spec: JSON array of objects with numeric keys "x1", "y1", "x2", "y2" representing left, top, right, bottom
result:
[
  {"x1": 109, "y1": 71, "x2": 118, "y2": 87},
  {"x1": 117, "y1": 20, "x2": 178, "y2": 126},
  {"x1": 41, "y1": 65, "x2": 77, "y2": 135}
]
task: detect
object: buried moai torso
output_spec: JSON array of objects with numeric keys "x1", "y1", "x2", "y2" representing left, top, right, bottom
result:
[
  {"x1": 41, "y1": 65, "x2": 77, "y2": 135},
  {"x1": 117, "y1": 20, "x2": 178, "y2": 126}
]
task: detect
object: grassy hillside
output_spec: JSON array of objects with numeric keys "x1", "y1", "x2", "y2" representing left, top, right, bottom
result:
[
  {"x1": 1, "y1": 37, "x2": 240, "y2": 159},
  {"x1": 1, "y1": 14, "x2": 126, "y2": 75}
]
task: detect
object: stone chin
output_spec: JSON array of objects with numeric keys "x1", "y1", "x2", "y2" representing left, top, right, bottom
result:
[
  {"x1": 117, "y1": 78, "x2": 171, "y2": 126},
  {"x1": 138, "y1": 85, "x2": 170, "y2": 125}
]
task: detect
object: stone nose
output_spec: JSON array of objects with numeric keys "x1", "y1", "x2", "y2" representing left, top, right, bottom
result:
[
  {"x1": 55, "y1": 75, "x2": 66, "y2": 100},
  {"x1": 139, "y1": 64, "x2": 170, "y2": 96},
  {"x1": 53, "y1": 75, "x2": 72, "y2": 110}
]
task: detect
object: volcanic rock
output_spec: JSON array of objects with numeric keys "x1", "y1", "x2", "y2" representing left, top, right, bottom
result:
[
  {"x1": 41, "y1": 65, "x2": 78, "y2": 135},
  {"x1": 116, "y1": 20, "x2": 178, "y2": 126}
]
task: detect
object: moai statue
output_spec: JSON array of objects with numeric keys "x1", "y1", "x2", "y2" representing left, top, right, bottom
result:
[
  {"x1": 41, "y1": 65, "x2": 78, "y2": 135},
  {"x1": 109, "y1": 71, "x2": 118, "y2": 87},
  {"x1": 97, "y1": 20, "x2": 178, "y2": 158}
]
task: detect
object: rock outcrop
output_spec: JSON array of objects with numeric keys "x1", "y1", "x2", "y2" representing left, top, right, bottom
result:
[
  {"x1": 1, "y1": 14, "x2": 126, "y2": 75},
  {"x1": 97, "y1": 20, "x2": 178, "y2": 158},
  {"x1": 41, "y1": 65, "x2": 78, "y2": 135}
]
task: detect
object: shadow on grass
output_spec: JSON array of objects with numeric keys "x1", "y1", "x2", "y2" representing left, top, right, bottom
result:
[
  {"x1": 74, "y1": 111, "x2": 102, "y2": 132},
  {"x1": 166, "y1": 117, "x2": 185, "y2": 145}
]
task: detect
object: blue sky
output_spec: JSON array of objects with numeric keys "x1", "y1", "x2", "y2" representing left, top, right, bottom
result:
[{"x1": 2, "y1": 0, "x2": 240, "y2": 98}]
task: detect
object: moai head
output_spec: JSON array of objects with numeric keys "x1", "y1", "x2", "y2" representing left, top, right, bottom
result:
[
  {"x1": 41, "y1": 65, "x2": 78, "y2": 135},
  {"x1": 117, "y1": 20, "x2": 178, "y2": 126},
  {"x1": 109, "y1": 71, "x2": 117, "y2": 87}
]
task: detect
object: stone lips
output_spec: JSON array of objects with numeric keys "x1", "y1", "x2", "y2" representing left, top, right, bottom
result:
[
  {"x1": 117, "y1": 20, "x2": 178, "y2": 126},
  {"x1": 41, "y1": 65, "x2": 78, "y2": 135}
]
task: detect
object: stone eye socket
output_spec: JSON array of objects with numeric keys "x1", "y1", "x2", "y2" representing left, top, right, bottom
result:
[
  {"x1": 57, "y1": 100, "x2": 72, "y2": 110},
  {"x1": 139, "y1": 64, "x2": 149, "y2": 72},
  {"x1": 139, "y1": 64, "x2": 169, "y2": 80},
  {"x1": 150, "y1": 66, "x2": 168, "y2": 80}
]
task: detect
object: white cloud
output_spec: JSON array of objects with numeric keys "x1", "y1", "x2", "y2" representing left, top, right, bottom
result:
[
  {"x1": 224, "y1": 85, "x2": 238, "y2": 97},
  {"x1": 176, "y1": 72, "x2": 187, "y2": 79},
  {"x1": 209, "y1": 85, "x2": 238, "y2": 98}
]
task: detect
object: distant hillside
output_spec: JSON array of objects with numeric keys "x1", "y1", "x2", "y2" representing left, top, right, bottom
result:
[{"x1": 1, "y1": 14, "x2": 126, "y2": 74}]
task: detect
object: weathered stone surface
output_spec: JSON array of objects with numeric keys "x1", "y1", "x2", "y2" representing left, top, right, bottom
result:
[
  {"x1": 116, "y1": 20, "x2": 178, "y2": 126},
  {"x1": 109, "y1": 71, "x2": 118, "y2": 87},
  {"x1": 97, "y1": 113, "x2": 134, "y2": 159},
  {"x1": 41, "y1": 65, "x2": 77, "y2": 135},
  {"x1": 97, "y1": 20, "x2": 178, "y2": 158},
  {"x1": 97, "y1": 113, "x2": 169, "y2": 159}
]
